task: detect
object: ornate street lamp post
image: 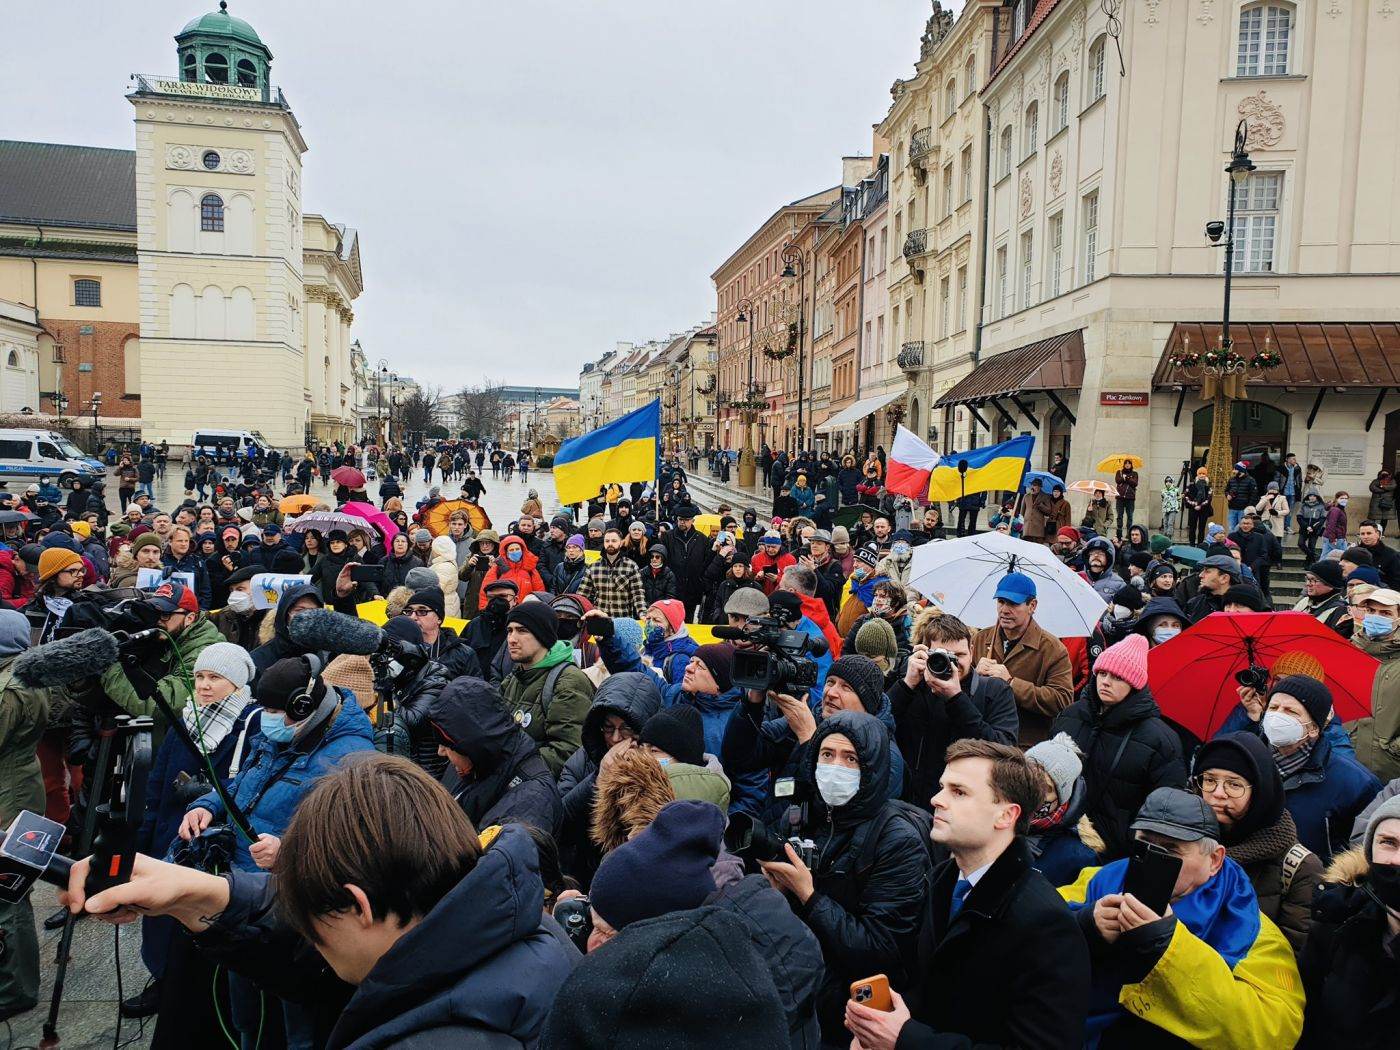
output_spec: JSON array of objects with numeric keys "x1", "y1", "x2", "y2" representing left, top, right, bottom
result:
[
  {"x1": 1172, "y1": 119, "x2": 1281, "y2": 522},
  {"x1": 734, "y1": 297, "x2": 758, "y2": 487},
  {"x1": 781, "y1": 244, "x2": 810, "y2": 452}
]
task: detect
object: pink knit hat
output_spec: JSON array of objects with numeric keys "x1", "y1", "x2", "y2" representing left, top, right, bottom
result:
[
  {"x1": 649, "y1": 599, "x2": 686, "y2": 634},
  {"x1": 1094, "y1": 633, "x2": 1150, "y2": 690}
]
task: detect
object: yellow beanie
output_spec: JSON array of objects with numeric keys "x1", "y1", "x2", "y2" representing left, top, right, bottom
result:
[
  {"x1": 70, "y1": 521, "x2": 92, "y2": 539},
  {"x1": 38, "y1": 548, "x2": 83, "y2": 583}
]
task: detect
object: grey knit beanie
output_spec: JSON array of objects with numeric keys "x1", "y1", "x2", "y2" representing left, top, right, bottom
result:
[
  {"x1": 1026, "y1": 732, "x2": 1084, "y2": 807},
  {"x1": 404, "y1": 566, "x2": 439, "y2": 591},
  {"x1": 193, "y1": 642, "x2": 256, "y2": 692},
  {"x1": 1364, "y1": 794, "x2": 1400, "y2": 860}
]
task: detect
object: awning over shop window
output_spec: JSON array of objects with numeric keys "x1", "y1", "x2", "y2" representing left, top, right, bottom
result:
[
  {"x1": 934, "y1": 329, "x2": 1085, "y2": 407},
  {"x1": 1154, "y1": 322, "x2": 1400, "y2": 389},
  {"x1": 820, "y1": 386, "x2": 907, "y2": 430}
]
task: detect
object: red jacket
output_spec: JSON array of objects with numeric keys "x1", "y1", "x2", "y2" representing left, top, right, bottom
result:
[
  {"x1": 749, "y1": 550, "x2": 795, "y2": 595},
  {"x1": 477, "y1": 535, "x2": 546, "y2": 609},
  {"x1": 0, "y1": 549, "x2": 34, "y2": 609},
  {"x1": 798, "y1": 592, "x2": 843, "y2": 658}
]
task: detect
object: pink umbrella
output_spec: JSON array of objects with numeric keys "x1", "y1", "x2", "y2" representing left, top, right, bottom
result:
[{"x1": 342, "y1": 501, "x2": 399, "y2": 555}]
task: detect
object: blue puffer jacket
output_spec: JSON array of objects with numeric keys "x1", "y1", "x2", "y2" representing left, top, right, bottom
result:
[
  {"x1": 1277, "y1": 733, "x2": 1382, "y2": 861},
  {"x1": 659, "y1": 678, "x2": 766, "y2": 814},
  {"x1": 187, "y1": 690, "x2": 374, "y2": 871}
]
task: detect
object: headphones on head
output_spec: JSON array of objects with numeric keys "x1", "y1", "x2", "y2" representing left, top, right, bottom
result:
[{"x1": 286, "y1": 654, "x2": 327, "y2": 721}]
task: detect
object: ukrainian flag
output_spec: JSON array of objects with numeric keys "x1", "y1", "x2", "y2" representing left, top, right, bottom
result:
[
  {"x1": 553, "y1": 398, "x2": 661, "y2": 505},
  {"x1": 927, "y1": 434, "x2": 1035, "y2": 501}
]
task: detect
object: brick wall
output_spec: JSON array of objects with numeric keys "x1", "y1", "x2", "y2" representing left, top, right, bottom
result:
[{"x1": 41, "y1": 318, "x2": 141, "y2": 418}]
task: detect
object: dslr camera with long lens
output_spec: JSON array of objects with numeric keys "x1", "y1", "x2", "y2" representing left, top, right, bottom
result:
[
  {"x1": 723, "y1": 615, "x2": 828, "y2": 694},
  {"x1": 1235, "y1": 664, "x2": 1270, "y2": 691}
]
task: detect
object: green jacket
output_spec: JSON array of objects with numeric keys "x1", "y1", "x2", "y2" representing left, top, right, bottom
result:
[
  {"x1": 1350, "y1": 629, "x2": 1400, "y2": 781},
  {"x1": 0, "y1": 662, "x2": 50, "y2": 826},
  {"x1": 499, "y1": 640, "x2": 595, "y2": 777},
  {"x1": 664, "y1": 760, "x2": 731, "y2": 811},
  {"x1": 100, "y1": 615, "x2": 224, "y2": 734}
]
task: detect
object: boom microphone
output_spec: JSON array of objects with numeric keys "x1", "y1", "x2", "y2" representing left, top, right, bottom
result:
[
  {"x1": 287, "y1": 608, "x2": 384, "y2": 656},
  {"x1": 710, "y1": 625, "x2": 749, "y2": 641},
  {"x1": 13, "y1": 628, "x2": 120, "y2": 687}
]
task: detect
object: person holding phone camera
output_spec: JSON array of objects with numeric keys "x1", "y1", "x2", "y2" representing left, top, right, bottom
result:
[
  {"x1": 890, "y1": 614, "x2": 1019, "y2": 815},
  {"x1": 1061, "y1": 787, "x2": 1304, "y2": 1049}
]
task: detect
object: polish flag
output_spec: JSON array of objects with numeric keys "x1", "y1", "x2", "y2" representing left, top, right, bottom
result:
[{"x1": 885, "y1": 425, "x2": 942, "y2": 500}]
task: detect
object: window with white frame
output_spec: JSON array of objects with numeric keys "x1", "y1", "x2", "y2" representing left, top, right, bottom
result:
[
  {"x1": 1047, "y1": 213, "x2": 1064, "y2": 298},
  {"x1": 999, "y1": 126, "x2": 1013, "y2": 178},
  {"x1": 1081, "y1": 190, "x2": 1099, "y2": 283},
  {"x1": 1088, "y1": 37, "x2": 1106, "y2": 101},
  {"x1": 943, "y1": 164, "x2": 955, "y2": 216},
  {"x1": 996, "y1": 246, "x2": 1009, "y2": 319},
  {"x1": 939, "y1": 276, "x2": 951, "y2": 338},
  {"x1": 1023, "y1": 101, "x2": 1038, "y2": 156},
  {"x1": 946, "y1": 79, "x2": 957, "y2": 118},
  {"x1": 1020, "y1": 230, "x2": 1034, "y2": 309},
  {"x1": 955, "y1": 266, "x2": 967, "y2": 331},
  {"x1": 1237, "y1": 3, "x2": 1293, "y2": 77},
  {"x1": 1053, "y1": 72, "x2": 1070, "y2": 133},
  {"x1": 961, "y1": 145, "x2": 973, "y2": 201},
  {"x1": 1230, "y1": 171, "x2": 1283, "y2": 272}
]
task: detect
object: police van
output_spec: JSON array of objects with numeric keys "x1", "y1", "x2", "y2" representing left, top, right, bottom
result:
[
  {"x1": 190, "y1": 429, "x2": 272, "y2": 463},
  {"x1": 0, "y1": 429, "x2": 106, "y2": 489}
]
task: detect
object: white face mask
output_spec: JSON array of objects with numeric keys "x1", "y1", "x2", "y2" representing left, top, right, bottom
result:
[
  {"x1": 1261, "y1": 710, "x2": 1306, "y2": 749},
  {"x1": 815, "y1": 763, "x2": 861, "y2": 807},
  {"x1": 226, "y1": 590, "x2": 254, "y2": 614}
]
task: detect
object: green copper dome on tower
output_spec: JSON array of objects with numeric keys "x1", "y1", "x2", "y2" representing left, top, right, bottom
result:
[{"x1": 176, "y1": 2, "x2": 273, "y2": 91}]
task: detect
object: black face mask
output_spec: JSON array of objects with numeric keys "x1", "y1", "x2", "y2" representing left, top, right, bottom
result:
[
  {"x1": 556, "y1": 618, "x2": 580, "y2": 641},
  {"x1": 1369, "y1": 861, "x2": 1400, "y2": 910},
  {"x1": 485, "y1": 597, "x2": 510, "y2": 621}
]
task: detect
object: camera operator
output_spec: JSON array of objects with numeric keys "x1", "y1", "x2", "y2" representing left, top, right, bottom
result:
[
  {"x1": 61, "y1": 755, "x2": 577, "y2": 1048},
  {"x1": 722, "y1": 654, "x2": 907, "y2": 826},
  {"x1": 178, "y1": 654, "x2": 374, "y2": 1049},
  {"x1": 891, "y1": 613, "x2": 1020, "y2": 815},
  {"x1": 98, "y1": 581, "x2": 222, "y2": 727},
  {"x1": 758, "y1": 710, "x2": 931, "y2": 1044},
  {"x1": 371, "y1": 616, "x2": 451, "y2": 777}
]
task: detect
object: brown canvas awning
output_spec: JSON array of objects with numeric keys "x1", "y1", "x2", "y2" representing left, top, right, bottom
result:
[
  {"x1": 1155, "y1": 322, "x2": 1400, "y2": 389},
  {"x1": 935, "y1": 329, "x2": 1085, "y2": 407}
]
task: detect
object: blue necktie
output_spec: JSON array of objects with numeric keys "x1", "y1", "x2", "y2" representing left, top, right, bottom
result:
[{"x1": 949, "y1": 878, "x2": 972, "y2": 922}]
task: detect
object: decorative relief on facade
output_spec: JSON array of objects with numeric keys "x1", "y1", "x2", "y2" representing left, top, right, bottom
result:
[
  {"x1": 229, "y1": 150, "x2": 253, "y2": 173},
  {"x1": 1144, "y1": 0, "x2": 1163, "y2": 23},
  {"x1": 1382, "y1": 0, "x2": 1396, "y2": 18},
  {"x1": 1019, "y1": 173, "x2": 1034, "y2": 218},
  {"x1": 954, "y1": 243, "x2": 970, "y2": 266},
  {"x1": 1049, "y1": 153, "x2": 1064, "y2": 196},
  {"x1": 1238, "y1": 90, "x2": 1285, "y2": 149},
  {"x1": 166, "y1": 145, "x2": 193, "y2": 169},
  {"x1": 1326, "y1": 0, "x2": 1342, "y2": 17},
  {"x1": 1197, "y1": 0, "x2": 1215, "y2": 25}
]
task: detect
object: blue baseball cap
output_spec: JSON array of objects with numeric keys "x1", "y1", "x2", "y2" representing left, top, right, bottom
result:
[{"x1": 993, "y1": 572, "x2": 1036, "y2": 604}]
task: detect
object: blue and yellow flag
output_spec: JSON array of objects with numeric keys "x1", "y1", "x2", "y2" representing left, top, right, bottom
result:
[
  {"x1": 553, "y1": 399, "x2": 660, "y2": 505},
  {"x1": 927, "y1": 434, "x2": 1034, "y2": 501}
]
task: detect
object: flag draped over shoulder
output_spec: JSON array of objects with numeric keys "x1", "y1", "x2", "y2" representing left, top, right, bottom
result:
[
  {"x1": 927, "y1": 434, "x2": 1034, "y2": 502},
  {"x1": 885, "y1": 425, "x2": 942, "y2": 499},
  {"x1": 553, "y1": 399, "x2": 660, "y2": 505}
]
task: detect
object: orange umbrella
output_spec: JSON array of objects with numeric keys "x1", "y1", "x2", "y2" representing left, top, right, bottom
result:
[
  {"x1": 1095, "y1": 453, "x2": 1143, "y2": 472},
  {"x1": 420, "y1": 499, "x2": 492, "y2": 536},
  {"x1": 279, "y1": 494, "x2": 319, "y2": 515}
]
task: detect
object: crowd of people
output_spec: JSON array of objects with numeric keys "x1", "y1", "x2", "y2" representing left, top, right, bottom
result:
[{"x1": 0, "y1": 433, "x2": 1393, "y2": 1049}]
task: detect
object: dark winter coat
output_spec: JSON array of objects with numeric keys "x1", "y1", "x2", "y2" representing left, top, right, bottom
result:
[
  {"x1": 661, "y1": 524, "x2": 711, "y2": 606},
  {"x1": 379, "y1": 551, "x2": 423, "y2": 591},
  {"x1": 248, "y1": 582, "x2": 326, "y2": 684},
  {"x1": 550, "y1": 555, "x2": 587, "y2": 596},
  {"x1": 461, "y1": 603, "x2": 508, "y2": 674},
  {"x1": 897, "y1": 838, "x2": 1090, "y2": 1050},
  {"x1": 556, "y1": 672, "x2": 662, "y2": 887},
  {"x1": 641, "y1": 548, "x2": 678, "y2": 605},
  {"x1": 792, "y1": 712, "x2": 931, "y2": 1042},
  {"x1": 1226, "y1": 473, "x2": 1260, "y2": 510},
  {"x1": 888, "y1": 671, "x2": 1019, "y2": 813},
  {"x1": 162, "y1": 549, "x2": 212, "y2": 609},
  {"x1": 1299, "y1": 849, "x2": 1400, "y2": 1049},
  {"x1": 429, "y1": 677, "x2": 561, "y2": 834},
  {"x1": 837, "y1": 466, "x2": 861, "y2": 504},
  {"x1": 1276, "y1": 733, "x2": 1382, "y2": 861},
  {"x1": 384, "y1": 657, "x2": 451, "y2": 779},
  {"x1": 1052, "y1": 684, "x2": 1188, "y2": 860},
  {"x1": 424, "y1": 625, "x2": 482, "y2": 681},
  {"x1": 1027, "y1": 778, "x2": 1104, "y2": 887}
]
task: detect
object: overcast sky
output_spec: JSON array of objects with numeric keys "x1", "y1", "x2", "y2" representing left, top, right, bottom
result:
[{"x1": 7, "y1": 1, "x2": 953, "y2": 392}]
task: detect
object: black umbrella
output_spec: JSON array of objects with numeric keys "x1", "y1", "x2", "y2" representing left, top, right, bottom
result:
[{"x1": 0, "y1": 510, "x2": 37, "y2": 525}]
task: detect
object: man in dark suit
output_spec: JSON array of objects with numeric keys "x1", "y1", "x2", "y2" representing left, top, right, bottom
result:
[{"x1": 845, "y1": 739, "x2": 1089, "y2": 1050}]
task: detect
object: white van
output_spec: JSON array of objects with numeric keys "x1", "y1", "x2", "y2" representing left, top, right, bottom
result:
[
  {"x1": 190, "y1": 429, "x2": 272, "y2": 464},
  {"x1": 0, "y1": 429, "x2": 106, "y2": 489}
]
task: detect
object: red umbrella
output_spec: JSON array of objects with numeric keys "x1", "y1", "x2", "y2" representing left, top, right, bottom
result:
[
  {"x1": 330, "y1": 464, "x2": 366, "y2": 489},
  {"x1": 1147, "y1": 611, "x2": 1377, "y2": 741}
]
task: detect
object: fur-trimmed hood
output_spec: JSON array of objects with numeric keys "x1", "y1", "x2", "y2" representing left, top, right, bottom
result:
[
  {"x1": 1077, "y1": 815, "x2": 1105, "y2": 855},
  {"x1": 590, "y1": 746, "x2": 676, "y2": 855},
  {"x1": 1323, "y1": 846, "x2": 1369, "y2": 887}
]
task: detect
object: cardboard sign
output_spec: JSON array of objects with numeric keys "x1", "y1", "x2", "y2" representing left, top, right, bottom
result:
[{"x1": 251, "y1": 573, "x2": 313, "y2": 610}]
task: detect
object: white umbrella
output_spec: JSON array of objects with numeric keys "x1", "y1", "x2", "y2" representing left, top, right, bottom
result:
[{"x1": 907, "y1": 532, "x2": 1106, "y2": 637}]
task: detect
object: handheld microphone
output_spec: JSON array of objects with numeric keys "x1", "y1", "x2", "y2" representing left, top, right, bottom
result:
[
  {"x1": 13, "y1": 629, "x2": 120, "y2": 687},
  {"x1": 287, "y1": 608, "x2": 385, "y2": 656}
]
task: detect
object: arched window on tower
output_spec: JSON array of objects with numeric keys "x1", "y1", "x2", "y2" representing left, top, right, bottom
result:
[
  {"x1": 201, "y1": 194, "x2": 224, "y2": 232},
  {"x1": 204, "y1": 52, "x2": 228, "y2": 84},
  {"x1": 182, "y1": 52, "x2": 197, "y2": 83},
  {"x1": 236, "y1": 58, "x2": 257, "y2": 87}
]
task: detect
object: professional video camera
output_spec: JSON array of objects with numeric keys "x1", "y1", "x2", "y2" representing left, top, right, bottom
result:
[{"x1": 714, "y1": 614, "x2": 828, "y2": 694}]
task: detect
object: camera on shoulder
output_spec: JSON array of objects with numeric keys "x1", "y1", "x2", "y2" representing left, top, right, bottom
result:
[{"x1": 728, "y1": 615, "x2": 827, "y2": 695}]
